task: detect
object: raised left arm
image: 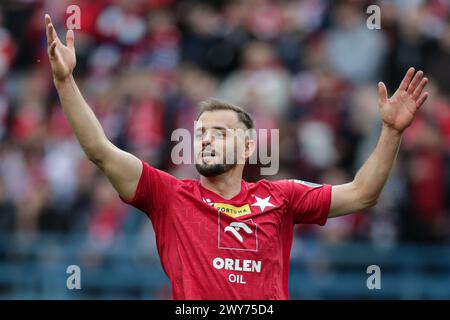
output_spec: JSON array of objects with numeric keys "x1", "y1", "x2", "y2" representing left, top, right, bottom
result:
[{"x1": 329, "y1": 68, "x2": 429, "y2": 218}]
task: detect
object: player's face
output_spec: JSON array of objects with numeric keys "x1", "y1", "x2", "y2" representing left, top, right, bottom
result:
[{"x1": 194, "y1": 110, "x2": 248, "y2": 177}]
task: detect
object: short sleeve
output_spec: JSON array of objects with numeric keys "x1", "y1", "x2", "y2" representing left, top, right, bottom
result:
[
  {"x1": 275, "y1": 179, "x2": 332, "y2": 226},
  {"x1": 119, "y1": 159, "x2": 177, "y2": 220}
]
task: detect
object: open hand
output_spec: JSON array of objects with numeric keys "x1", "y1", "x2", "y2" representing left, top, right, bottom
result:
[
  {"x1": 45, "y1": 14, "x2": 76, "y2": 82},
  {"x1": 378, "y1": 68, "x2": 429, "y2": 133}
]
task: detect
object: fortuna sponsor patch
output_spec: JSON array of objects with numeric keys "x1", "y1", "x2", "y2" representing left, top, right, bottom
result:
[{"x1": 213, "y1": 203, "x2": 252, "y2": 218}]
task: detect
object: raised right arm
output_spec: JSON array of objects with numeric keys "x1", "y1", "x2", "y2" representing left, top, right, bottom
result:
[{"x1": 45, "y1": 14, "x2": 141, "y2": 201}]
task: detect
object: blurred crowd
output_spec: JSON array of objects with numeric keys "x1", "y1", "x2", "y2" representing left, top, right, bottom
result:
[{"x1": 0, "y1": 0, "x2": 449, "y2": 248}]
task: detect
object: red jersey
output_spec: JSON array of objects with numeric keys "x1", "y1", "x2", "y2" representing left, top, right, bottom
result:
[{"x1": 120, "y1": 160, "x2": 332, "y2": 300}]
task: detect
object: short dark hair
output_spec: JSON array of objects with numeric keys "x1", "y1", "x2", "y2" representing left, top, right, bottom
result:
[{"x1": 196, "y1": 98, "x2": 255, "y2": 130}]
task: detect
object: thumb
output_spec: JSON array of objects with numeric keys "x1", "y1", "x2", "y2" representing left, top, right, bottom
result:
[
  {"x1": 66, "y1": 29, "x2": 75, "y2": 50},
  {"x1": 378, "y1": 82, "x2": 388, "y2": 105}
]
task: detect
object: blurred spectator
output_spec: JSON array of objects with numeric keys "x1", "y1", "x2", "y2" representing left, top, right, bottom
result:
[
  {"x1": 325, "y1": 1, "x2": 386, "y2": 84},
  {"x1": 218, "y1": 40, "x2": 290, "y2": 117}
]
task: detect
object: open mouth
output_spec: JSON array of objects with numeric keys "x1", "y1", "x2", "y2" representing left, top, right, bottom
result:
[
  {"x1": 200, "y1": 149, "x2": 217, "y2": 161},
  {"x1": 202, "y1": 150, "x2": 216, "y2": 157}
]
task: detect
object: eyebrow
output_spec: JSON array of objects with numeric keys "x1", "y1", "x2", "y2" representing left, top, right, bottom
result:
[{"x1": 195, "y1": 126, "x2": 228, "y2": 131}]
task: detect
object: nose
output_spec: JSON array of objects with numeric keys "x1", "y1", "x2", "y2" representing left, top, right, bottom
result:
[{"x1": 201, "y1": 130, "x2": 214, "y2": 148}]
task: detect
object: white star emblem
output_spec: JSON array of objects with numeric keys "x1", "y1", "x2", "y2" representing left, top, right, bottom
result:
[{"x1": 251, "y1": 196, "x2": 275, "y2": 212}]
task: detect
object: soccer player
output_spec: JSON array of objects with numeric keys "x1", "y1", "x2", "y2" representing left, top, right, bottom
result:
[{"x1": 45, "y1": 15, "x2": 429, "y2": 299}]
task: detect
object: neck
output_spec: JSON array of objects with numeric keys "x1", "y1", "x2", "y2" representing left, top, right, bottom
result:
[{"x1": 199, "y1": 166, "x2": 244, "y2": 200}]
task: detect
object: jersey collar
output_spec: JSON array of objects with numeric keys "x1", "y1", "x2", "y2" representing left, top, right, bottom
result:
[{"x1": 198, "y1": 180, "x2": 248, "y2": 203}]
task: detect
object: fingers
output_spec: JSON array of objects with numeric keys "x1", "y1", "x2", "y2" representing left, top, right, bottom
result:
[
  {"x1": 407, "y1": 70, "x2": 424, "y2": 94},
  {"x1": 48, "y1": 40, "x2": 57, "y2": 59},
  {"x1": 378, "y1": 81, "x2": 388, "y2": 104},
  {"x1": 66, "y1": 29, "x2": 75, "y2": 50},
  {"x1": 417, "y1": 92, "x2": 429, "y2": 109},
  {"x1": 45, "y1": 14, "x2": 51, "y2": 28},
  {"x1": 412, "y1": 77, "x2": 428, "y2": 101},
  {"x1": 45, "y1": 14, "x2": 61, "y2": 47},
  {"x1": 398, "y1": 67, "x2": 415, "y2": 92},
  {"x1": 398, "y1": 67, "x2": 430, "y2": 106},
  {"x1": 45, "y1": 14, "x2": 54, "y2": 46}
]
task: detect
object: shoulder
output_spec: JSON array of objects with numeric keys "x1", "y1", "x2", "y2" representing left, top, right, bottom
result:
[
  {"x1": 251, "y1": 179, "x2": 327, "y2": 197},
  {"x1": 140, "y1": 160, "x2": 203, "y2": 192},
  {"x1": 246, "y1": 179, "x2": 294, "y2": 199}
]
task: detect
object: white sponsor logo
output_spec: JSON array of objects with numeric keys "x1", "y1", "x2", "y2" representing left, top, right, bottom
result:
[
  {"x1": 212, "y1": 257, "x2": 262, "y2": 273},
  {"x1": 224, "y1": 222, "x2": 253, "y2": 243},
  {"x1": 202, "y1": 197, "x2": 214, "y2": 206},
  {"x1": 218, "y1": 214, "x2": 258, "y2": 252}
]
